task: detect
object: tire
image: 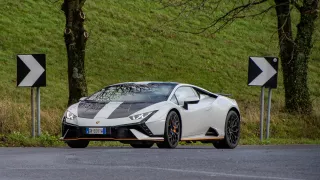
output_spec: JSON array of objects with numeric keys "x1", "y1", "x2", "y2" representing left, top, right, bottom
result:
[
  {"x1": 213, "y1": 110, "x2": 240, "y2": 149},
  {"x1": 157, "y1": 110, "x2": 181, "y2": 149},
  {"x1": 130, "y1": 142, "x2": 154, "y2": 148},
  {"x1": 66, "y1": 140, "x2": 89, "y2": 148}
]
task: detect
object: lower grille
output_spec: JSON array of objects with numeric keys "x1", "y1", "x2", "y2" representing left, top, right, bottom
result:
[{"x1": 62, "y1": 123, "x2": 143, "y2": 139}]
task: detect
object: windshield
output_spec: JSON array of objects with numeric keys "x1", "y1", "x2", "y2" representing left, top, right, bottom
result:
[{"x1": 85, "y1": 83, "x2": 177, "y2": 103}]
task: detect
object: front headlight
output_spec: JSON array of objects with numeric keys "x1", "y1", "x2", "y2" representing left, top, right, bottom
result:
[
  {"x1": 66, "y1": 111, "x2": 77, "y2": 120},
  {"x1": 129, "y1": 110, "x2": 157, "y2": 121}
]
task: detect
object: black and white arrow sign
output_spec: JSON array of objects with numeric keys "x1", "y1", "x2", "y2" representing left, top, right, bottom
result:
[
  {"x1": 248, "y1": 56, "x2": 278, "y2": 88},
  {"x1": 17, "y1": 54, "x2": 46, "y2": 87}
]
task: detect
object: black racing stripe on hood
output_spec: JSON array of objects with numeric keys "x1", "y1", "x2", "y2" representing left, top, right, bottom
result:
[
  {"x1": 78, "y1": 101, "x2": 108, "y2": 119},
  {"x1": 107, "y1": 102, "x2": 156, "y2": 119}
]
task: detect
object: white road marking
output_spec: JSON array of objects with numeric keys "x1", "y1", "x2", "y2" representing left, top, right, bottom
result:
[
  {"x1": 115, "y1": 166, "x2": 304, "y2": 180},
  {"x1": 4, "y1": 165, "x2": 304, "y2": 180}
]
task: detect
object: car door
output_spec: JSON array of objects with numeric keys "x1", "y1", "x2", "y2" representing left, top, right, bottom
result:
[
  {"x1": 174, "y1": 86, "x2": 209, "y2": 137},
  {"x1": 193, "y1": 90, "x2": 217, "y2": 132}
]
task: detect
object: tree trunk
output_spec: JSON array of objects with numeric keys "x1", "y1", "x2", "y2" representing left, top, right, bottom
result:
[
  {"x1": 275, "y1": 0, "x2": 318, "y2": 113},
  {"x1": 62, "y1": 0, "x2": 88, "y2": 106},
  {"x1": 291, "y1": 0, "x2": 318, "y2": 113}
]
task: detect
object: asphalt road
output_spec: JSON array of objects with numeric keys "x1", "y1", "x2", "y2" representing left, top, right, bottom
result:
[{"x1": 0, "y1": 145, "x2": 319, "y2": 180}]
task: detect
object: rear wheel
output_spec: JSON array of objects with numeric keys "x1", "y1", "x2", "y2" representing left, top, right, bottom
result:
[
  {"x1": 213, "y1": 110, "x2": 240, "y2": 149},
  {"x1": 66, "y1": 140, "x2": 89, "y2": 148},
  {"x1": 157, "y1": 111, "x2": 181, "y2": 149},
  {"x1": 130, "y1": 142, "x2": 154, "y2": 148}
]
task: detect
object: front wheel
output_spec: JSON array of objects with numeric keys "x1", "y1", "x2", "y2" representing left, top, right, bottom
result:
[
  {"x1": 66, "y1": 140, "x2": 89, "y2": 148},
  {"x1": 157, "y1": 110, "x2": 181, "y2": 149},
  {"x1": 213, "y1": 110, "x2": 240, "y2": 149}
]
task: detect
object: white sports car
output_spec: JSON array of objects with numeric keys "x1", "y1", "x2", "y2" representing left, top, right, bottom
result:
[{"x1": 61, "y1": 81, "x2": 241, "y2": 149}]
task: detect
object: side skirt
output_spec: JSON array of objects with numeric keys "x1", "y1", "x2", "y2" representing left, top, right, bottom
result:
[
  {"x1": 180, "y1": 136, "x2": 224, "y2": 142},
  {"x1": 60, "y1": 137, "x2": 164, "y2": 142}
]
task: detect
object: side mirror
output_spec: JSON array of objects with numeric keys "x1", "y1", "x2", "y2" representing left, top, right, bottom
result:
[
  {"x1": 79, "y1": 97, "x2": 87, "y2": 101},
  {"x1": 182, "y1": 96, "x2": 199, "y2": 110}
]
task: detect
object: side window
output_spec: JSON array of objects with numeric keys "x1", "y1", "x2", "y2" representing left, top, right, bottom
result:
[
  {"x1": 193, "y1": 88, "x2": 200, "y2": 98},
  {"x1": 174, "y1": 87, "x2": 198, "y2": 105},
  {"x1": 170, "y1": 95, "x2": 178, "y2": 105},
  {"x1": 194, "y1": 89, "x2": 208, "y2": 100}
]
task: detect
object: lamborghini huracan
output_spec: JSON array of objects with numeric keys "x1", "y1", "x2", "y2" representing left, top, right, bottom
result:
[{"x1": 60, "y1": 81, "x2": 241, "y2": 149}]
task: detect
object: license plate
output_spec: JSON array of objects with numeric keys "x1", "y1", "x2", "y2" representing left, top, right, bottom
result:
[{"x1": 85, "y1": 128, "x2": 106, "y2": 134}]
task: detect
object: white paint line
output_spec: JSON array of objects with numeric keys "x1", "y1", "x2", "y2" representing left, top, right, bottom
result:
[
  {"x1": 115, "y1": 166, "x2": 304, "y2": 180},
  {"x1": 4, "y1": 165, "x2": 304, "y2": 180}
]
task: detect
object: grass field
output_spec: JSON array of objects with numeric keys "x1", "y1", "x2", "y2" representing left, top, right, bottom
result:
[{"x1": 0, "y1": 0, "x2": 319, "y2": 146}]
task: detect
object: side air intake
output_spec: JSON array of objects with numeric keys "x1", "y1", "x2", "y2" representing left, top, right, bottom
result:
[{"x1": 205, "y1": 127, "x2": 219, "y2": 136}]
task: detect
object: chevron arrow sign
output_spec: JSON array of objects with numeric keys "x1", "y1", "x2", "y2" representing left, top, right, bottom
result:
[
  {"x1": 248, "y1": 56, "x2": 278, "y2": 88},
  {"x1": 17, "y1": 54, "x2": 46, "y2": 87}
]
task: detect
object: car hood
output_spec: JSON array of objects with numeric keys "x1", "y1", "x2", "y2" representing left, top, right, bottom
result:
[{"x1": 73, "y1": 101, "x2": 161, "y2": 119}]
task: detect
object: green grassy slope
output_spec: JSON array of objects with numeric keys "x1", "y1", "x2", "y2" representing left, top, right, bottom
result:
[{"x1": 0, "y1": 0, "x2": 319, "y2": 142}]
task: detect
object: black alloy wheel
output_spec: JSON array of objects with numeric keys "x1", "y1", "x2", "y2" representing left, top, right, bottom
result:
[
  {"x1": 130, "y1": 142, "x2": 154, "y2": 148},
  {"x1": 66, "y1": 140, "x2": 89, "y2": 148},
  {"x1": 157, "y1": 110, "x2": 181, "y2": 149},
  {"x1": 213, "y1": 110, "x2": 240, "y2": 149}
]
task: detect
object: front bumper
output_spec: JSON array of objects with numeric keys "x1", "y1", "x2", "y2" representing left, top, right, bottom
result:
[{"x1": 60, "y1": 122, "x2": 164, "y2": 141}]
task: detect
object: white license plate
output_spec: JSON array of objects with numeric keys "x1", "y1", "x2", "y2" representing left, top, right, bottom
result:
[{"x1": 85, "y1": 128, "x2": 106, "y2": 134}]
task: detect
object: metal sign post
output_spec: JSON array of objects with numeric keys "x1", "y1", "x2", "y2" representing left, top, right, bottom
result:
[
  {"x1": 31, "y1": 88, "x2": 35, "y2": 138},
  {"x1": 36, "y1": 87, "x2": 41, "y2": 136},
  {"x1": 266, "y1": 88, "x2": 272, "y2": 139},
  {"x1": 17, "y1": 54, "x2": 46, "y2": 137},
  {"x1": 248, "y1": 56, "x2": 278, "y2": 141},
  {"x1": 259, "y1": 87, "x2": 264, "y2": 141}
]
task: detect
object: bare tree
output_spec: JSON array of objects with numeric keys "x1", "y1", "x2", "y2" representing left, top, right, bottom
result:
[
  {"x1": 158, "y1": 0, "x2": 319, "y2": 114},
  {"x1": 275, "y1": 0, "x2": 318, "y2": 114},
  {"x1": 61, "y1": 0, "x2": 88, "y2": 106}
]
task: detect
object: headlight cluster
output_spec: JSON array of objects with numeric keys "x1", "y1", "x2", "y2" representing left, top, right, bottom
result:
[
  {"x1": 129, "y1": 111, "x2": 157, "y2": 121},
  {"x1": 66, "y1": 111, "x2": 77, "y2": 120}
]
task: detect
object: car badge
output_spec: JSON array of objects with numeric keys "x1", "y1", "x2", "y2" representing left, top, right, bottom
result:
[{"x1": 96, "y1": 121, "x2": 100, "y2": 124}]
